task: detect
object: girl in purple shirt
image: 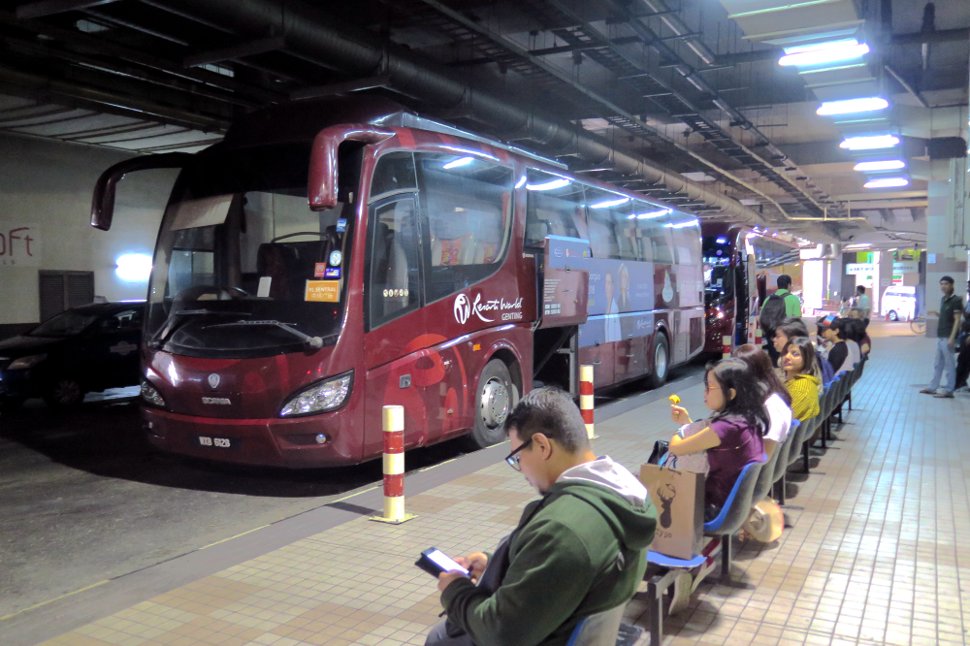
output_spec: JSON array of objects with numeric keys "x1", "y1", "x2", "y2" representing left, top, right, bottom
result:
[{"x1": 668, "y1": 358, "x2": 769, "y2": 515}]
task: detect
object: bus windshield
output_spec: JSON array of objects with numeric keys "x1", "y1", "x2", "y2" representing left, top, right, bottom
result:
[{"x1": 147, "y1": 143, "x2": 354, "y2": 357}]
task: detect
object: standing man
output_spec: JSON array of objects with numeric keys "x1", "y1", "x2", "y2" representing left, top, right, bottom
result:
[
  {"x1": 854, "y1": 285, "x2": 871, "y2": 324},
  {"x1": 920, "y1": 275, "x2": 964, "y2": 399},
  {"x1": 426, "y1": 387, "x2": 656, "y2": 645},
  {"x1": 760, "y1": 274, "x2": 802, "y2": 365}
]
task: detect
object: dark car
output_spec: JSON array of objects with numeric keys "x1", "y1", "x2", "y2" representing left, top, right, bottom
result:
[{"x1": 0, "y1": 301, "x2": 145, "y2": 408}]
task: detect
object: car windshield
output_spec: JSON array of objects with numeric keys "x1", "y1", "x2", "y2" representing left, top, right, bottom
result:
[
  {"x1": 30, "y1": 310, "x2": 99, "y2": 337},
  {"x1": 146, "y1": 143, "x2": 357, "y2": 358}
]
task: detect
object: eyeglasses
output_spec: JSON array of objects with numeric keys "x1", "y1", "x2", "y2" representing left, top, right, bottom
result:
[{"x1": 504, "y1": 438, "x2": 533, "y2": 471}]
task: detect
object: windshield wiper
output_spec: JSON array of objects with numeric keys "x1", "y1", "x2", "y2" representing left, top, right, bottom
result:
[
  {"x1": 202, "y1": 319, "x2": 326, "y2": 350},
  {"x1": 149, "y1": 309, "x2": 251, "y2": 350}
]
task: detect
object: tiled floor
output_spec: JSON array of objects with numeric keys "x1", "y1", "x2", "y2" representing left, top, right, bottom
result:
[{"x1": 19, "y1": 326, "x2": 970, "y2": 645}]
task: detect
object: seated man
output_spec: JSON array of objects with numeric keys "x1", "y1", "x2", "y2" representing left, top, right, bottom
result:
[{"x1": 427, "y1": 387, "x2": 656, "y2": 645}]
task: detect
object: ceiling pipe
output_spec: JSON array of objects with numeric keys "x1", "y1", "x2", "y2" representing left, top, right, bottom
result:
[{"x1": 150, "y1": 0, "x2": 773, "y2": 224}]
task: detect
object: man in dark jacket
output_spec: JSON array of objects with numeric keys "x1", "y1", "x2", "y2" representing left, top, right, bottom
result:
[{"x1": 426, "y1": 387, "x2": 657, "y2": 646}]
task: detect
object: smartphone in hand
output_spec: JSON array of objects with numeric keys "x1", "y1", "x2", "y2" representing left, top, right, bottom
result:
[{"x1": 415, "y1": 547, "x2": 470, "y2": 578}]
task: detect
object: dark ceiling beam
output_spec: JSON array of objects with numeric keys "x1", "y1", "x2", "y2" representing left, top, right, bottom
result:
[
  {"x1": 183, "y1": 36, "x2": 287, "y2": 68},
  {"x1": 885, "y1": 65, "x2": 929, "y2": 108},
  {"x1": 893, "y1": 27, "x2": 970, "y2": 46},
  {"x1": 15, "y1": 0, "x2": 120, "y2": 20},
  {"x1": 0, "y1": 62, "x2": 231, "y2": 131}
]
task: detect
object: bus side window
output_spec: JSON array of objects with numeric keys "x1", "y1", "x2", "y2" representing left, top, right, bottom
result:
[
  {"x1": 368, "y1": 198, "x2": 420, "y2": 328},
  {"x1": 524, "y1": 169, "x2": 584, "y2": 248},
  {"x1": 370, "y1": 152, "x2": 417, "y2": 202}
]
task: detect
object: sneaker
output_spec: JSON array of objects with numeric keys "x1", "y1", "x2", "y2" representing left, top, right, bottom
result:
[
  {"x1": 919, "y1": 388, "x2": 937, "y2": 394},
  {"x1": 955, "y1": 385, "x2": 970, "y2": 393},
  {"x1": 934, "y1": 391, "x2": 955, "y2": 398}
]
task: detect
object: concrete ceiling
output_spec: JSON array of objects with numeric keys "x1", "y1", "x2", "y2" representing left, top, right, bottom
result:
[{"x1": 0, "y1": 0, "x2": 967, "y2": 249}]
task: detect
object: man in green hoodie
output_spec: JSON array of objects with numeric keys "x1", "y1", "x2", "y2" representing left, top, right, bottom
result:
[{"x1": 426, "y1": 387, "x2": 657, "y2": 646}]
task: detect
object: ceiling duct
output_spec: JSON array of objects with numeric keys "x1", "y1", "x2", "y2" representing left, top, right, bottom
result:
[{"x1": 150, "y1": 0, "x2": 772, "y2": 224}]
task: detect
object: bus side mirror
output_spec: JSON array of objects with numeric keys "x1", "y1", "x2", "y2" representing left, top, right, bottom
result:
[
  {"x1": 308, "y1": 125, "x2": 395, "y2": 210},
  {"x1": 91, "y1": 153, "x2": 190, "y2": 231}
]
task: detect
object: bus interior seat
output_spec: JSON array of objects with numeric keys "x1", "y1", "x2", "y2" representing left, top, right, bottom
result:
[
  {"x1": 257, "y1": 243, "x2": 300, "y2": 299},
  {"x1": 373, "y1": 221, "x2": 409, "y2": 319}
]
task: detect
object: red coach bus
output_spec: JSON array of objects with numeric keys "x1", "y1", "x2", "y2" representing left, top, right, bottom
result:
[
  {"x1": 91, "y1": 97, "x2": 704, "y2": 468},
  {"x1": 702, "y1": 222, "x2": 801, "y2": 353}
]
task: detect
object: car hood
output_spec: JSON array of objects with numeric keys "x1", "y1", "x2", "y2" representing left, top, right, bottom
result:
[{"x1": 0, "y1": 335, "x2": 63, "y2": 358}]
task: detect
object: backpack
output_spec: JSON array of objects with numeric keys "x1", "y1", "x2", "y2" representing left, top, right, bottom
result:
[{"x1": 760, "y1": 293, "x2": 787, "y2": 335}]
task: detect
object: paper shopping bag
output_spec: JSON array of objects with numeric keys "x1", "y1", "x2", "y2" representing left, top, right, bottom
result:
[{"x1": 639, "y1": 463, "x2": 704, "y2": 559}]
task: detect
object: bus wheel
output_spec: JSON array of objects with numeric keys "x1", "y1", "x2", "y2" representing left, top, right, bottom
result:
[
  {"x1": 887, "y1": 310, "x2": 898, "y2": 322},
  {"x1": 648, "y1": 333, "x2": 669, "y2": 388},
  {"x1": 471, "y1": 359, "x2": 516, "y2": 448}
]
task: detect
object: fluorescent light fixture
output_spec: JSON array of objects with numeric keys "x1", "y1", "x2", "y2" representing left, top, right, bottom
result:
[
  {"x1": 525, "y1": 178, "x2": 570, "y2": 191},
  {"x1": 442, "y1": 156, "x2": 474, "y2": 170},
  {"x1": 864, "y1": 177, "x2": 909, "y2": 189},
  {"x1": 628, "y1": 208, "x2": 671, "y2": 220},
  {"x1": 716, "y1": 236, "x2": 728, "y2": 244},
  {"x1": 840, "y1": 134, "x2": 900, "y2": 151},
  {"x1": 729, "y1": 0, "x2": 837, "y2": 19},
  {"x1": 817, "y1": 97, "x2": 889, "y2": 116},
  {"x1": 115, "y1": 253, "x2": 152, "y2": 282},
  {"x1": 514, "y1": 175, "x2": 527, "y2": 189},
  {"x1": 779, "y1": 39, "x2": 870, "y2": 68},
  {"x1": 590, "y1": 197, "x2": 630, "y2": 209},
  {"x1": 665, "y1": 220, "x2": 697, "y2": 229},
  {"x1": 853, "y1": 159, "x2": 906, "y2": 172}
]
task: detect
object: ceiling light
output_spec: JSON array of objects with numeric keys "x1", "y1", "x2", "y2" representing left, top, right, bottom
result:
[
  {"x1": 729, "y1": 0, "x2": 838, "y2": 19},
  {"x1": 442, "y1": 156, "x2": 474, "y2": 170},
  {"x1": 628, "y1": 208, "x2": 671, "y2": 220},
  {"x1": 779, "y1": 39, "x2": 870, "y2": 68},
  {"x1": 589, "y1": 197, "x2": 630, "y2": 209},
  {"x1": 840, "y1": 134, "x2": 900, "y2": 151},
  {"x1": 817, "y1": 97, "x2": 889, "y2": 116},
  {"x1": 864, "y1": 177, "x2": 909, "y2": 189},
  {"x1": 525, "y1": 178, "x2": 570, "y2": 191},
  {"x1": 853, "y1": 160, "x2": 906, "y2": 172}
]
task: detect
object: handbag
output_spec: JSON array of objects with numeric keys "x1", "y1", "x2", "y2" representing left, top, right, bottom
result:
[{"x1": 647, "y1": 439, "x2": 669, "y2": 465}]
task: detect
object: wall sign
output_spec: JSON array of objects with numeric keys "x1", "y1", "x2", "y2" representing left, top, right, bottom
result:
[{"x1": 0, "y1": 222, "x2": 41, "y2": 267}]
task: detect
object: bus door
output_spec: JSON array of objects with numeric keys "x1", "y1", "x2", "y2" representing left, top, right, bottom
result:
[{"x1": 362, "y1": 194, "x2": 451, "y2": 453}]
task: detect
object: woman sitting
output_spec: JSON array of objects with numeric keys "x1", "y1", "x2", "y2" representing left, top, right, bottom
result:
[
  {"x1": 734, "y1": 344, "x2": 793, "y2": 459},
  {"x1": 668, "y1": 358, "x2": 768, "y2": 518},
  {"x1": 771, "y1": 318, "x2": 809, "y2": 365},
  {"x1": 781, "y1": 337, "x2": 822, "y2": 421}
]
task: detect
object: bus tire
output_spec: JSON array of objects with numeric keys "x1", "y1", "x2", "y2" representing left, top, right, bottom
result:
[
  {"x1": 470, "y1": 359, "x2": 516, "y2": 448},
  {"x1": 647, "y1": 333, "x2": 670, "y2": 388}
]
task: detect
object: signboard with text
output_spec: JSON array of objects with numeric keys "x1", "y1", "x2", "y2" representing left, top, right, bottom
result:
[
  {"x1": 845, "y1": 262, "x2": 874, "y2": 275},
  {"x1": 0, "y1": 222, "x2": 41, "y2": 267}
]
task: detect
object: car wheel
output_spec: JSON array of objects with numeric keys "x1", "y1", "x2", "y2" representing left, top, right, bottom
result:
[
  {"x1": 888, "y1": 310, "x2": 898, "y2": 322},
  {"x1": 647, "y1": 332, "x2": 670, "y2": 388},
  {"x1": 469, "y1": 359, "x2": 517, "y2": 448},
  {"x1": 43, "y1": 378, "x2": 85, "y2": 408}
]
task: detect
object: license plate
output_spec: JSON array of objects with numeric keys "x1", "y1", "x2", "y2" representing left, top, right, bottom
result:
[{"x1": 198, "y1": 435, "x2": 231, "y2": 448}]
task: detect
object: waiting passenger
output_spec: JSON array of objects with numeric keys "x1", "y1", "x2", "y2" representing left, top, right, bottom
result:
[
  {"x1": 772, "y1": 317, "x2": 809, "y2": 359},
  {"x1": 668, "y1": 359, "x2": 768, "y2": 519},
  {"x1": 426, "y1": 387, "x2": 656, "y2": 646},
  {"x1": 780, "y1": 337, "x2": 822, "y2": 422},
  {"x1": 823, "y1": 317, "x2": 861, "y2": 374},
  {"x1": 845, "y1": 311, "x2": 871, "y2": 357},
  {"x1": 734, "y1": 344, "x2": 793, "y2": 459}
]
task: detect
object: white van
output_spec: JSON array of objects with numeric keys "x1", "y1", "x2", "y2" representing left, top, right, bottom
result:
[{"x1": 881, "y1": 286, "x2": 917, "y2": 321}]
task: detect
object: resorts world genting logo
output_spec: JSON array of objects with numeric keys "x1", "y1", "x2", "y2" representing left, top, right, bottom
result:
[{"x1": 453, "y1": 292, "x2": 524, "y2": 325}]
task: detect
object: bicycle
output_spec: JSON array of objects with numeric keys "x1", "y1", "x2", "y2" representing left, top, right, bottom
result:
[{"x1": 910, "y1": 314, "x2": 926, "y2": 335}]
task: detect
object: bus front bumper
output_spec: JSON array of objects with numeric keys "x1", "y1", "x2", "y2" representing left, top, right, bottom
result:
[{"x1": 142, "y1": 407, "x2": 360, "y2": 468}]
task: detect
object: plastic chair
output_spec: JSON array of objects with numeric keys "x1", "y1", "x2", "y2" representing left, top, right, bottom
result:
[
  {"x1": 772, "y1": 419, "x2": 799, "y2": 504},
  {"x1": 703, "y1": 459, "x2": 766, "y2": 582},
  {"x1": 565, "y1": 603, "x2": 626, "y2": 646}
]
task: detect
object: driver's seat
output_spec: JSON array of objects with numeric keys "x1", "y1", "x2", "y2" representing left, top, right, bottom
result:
[{"x1": 257, "y1": 243, "x2": 300, "y2": 300}]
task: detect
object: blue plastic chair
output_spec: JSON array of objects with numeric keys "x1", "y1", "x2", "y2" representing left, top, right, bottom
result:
[
  {"x1": 565, "y1": 603, "x2": 626, "y2": 646},
  {"x1": 703, "y1": 459, "x2": 765, "y2": 581}
]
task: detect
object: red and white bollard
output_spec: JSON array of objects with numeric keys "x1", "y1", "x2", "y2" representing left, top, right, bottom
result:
[
  {"x1": 579, "y1": 364, "x2": 597, "y2": 439},
  {"x1": 370, "y1": 405, "x2": 416, "y2": 525},
  {"x1": 722, "y1": 335, "x2": 732, "y2": 360}
]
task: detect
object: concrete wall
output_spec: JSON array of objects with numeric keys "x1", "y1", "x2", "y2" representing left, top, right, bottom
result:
[{"x1": 0, "y1": 133, "x2": 174, "y2": 334}]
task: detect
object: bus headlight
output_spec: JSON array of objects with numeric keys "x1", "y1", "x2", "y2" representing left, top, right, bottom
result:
[
  {"x1": 280, "y1": 371, "x2": 353, "y2": 417},
  {"x1": 141, "y1": 380, "x2": 166, "y2": 408}
]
